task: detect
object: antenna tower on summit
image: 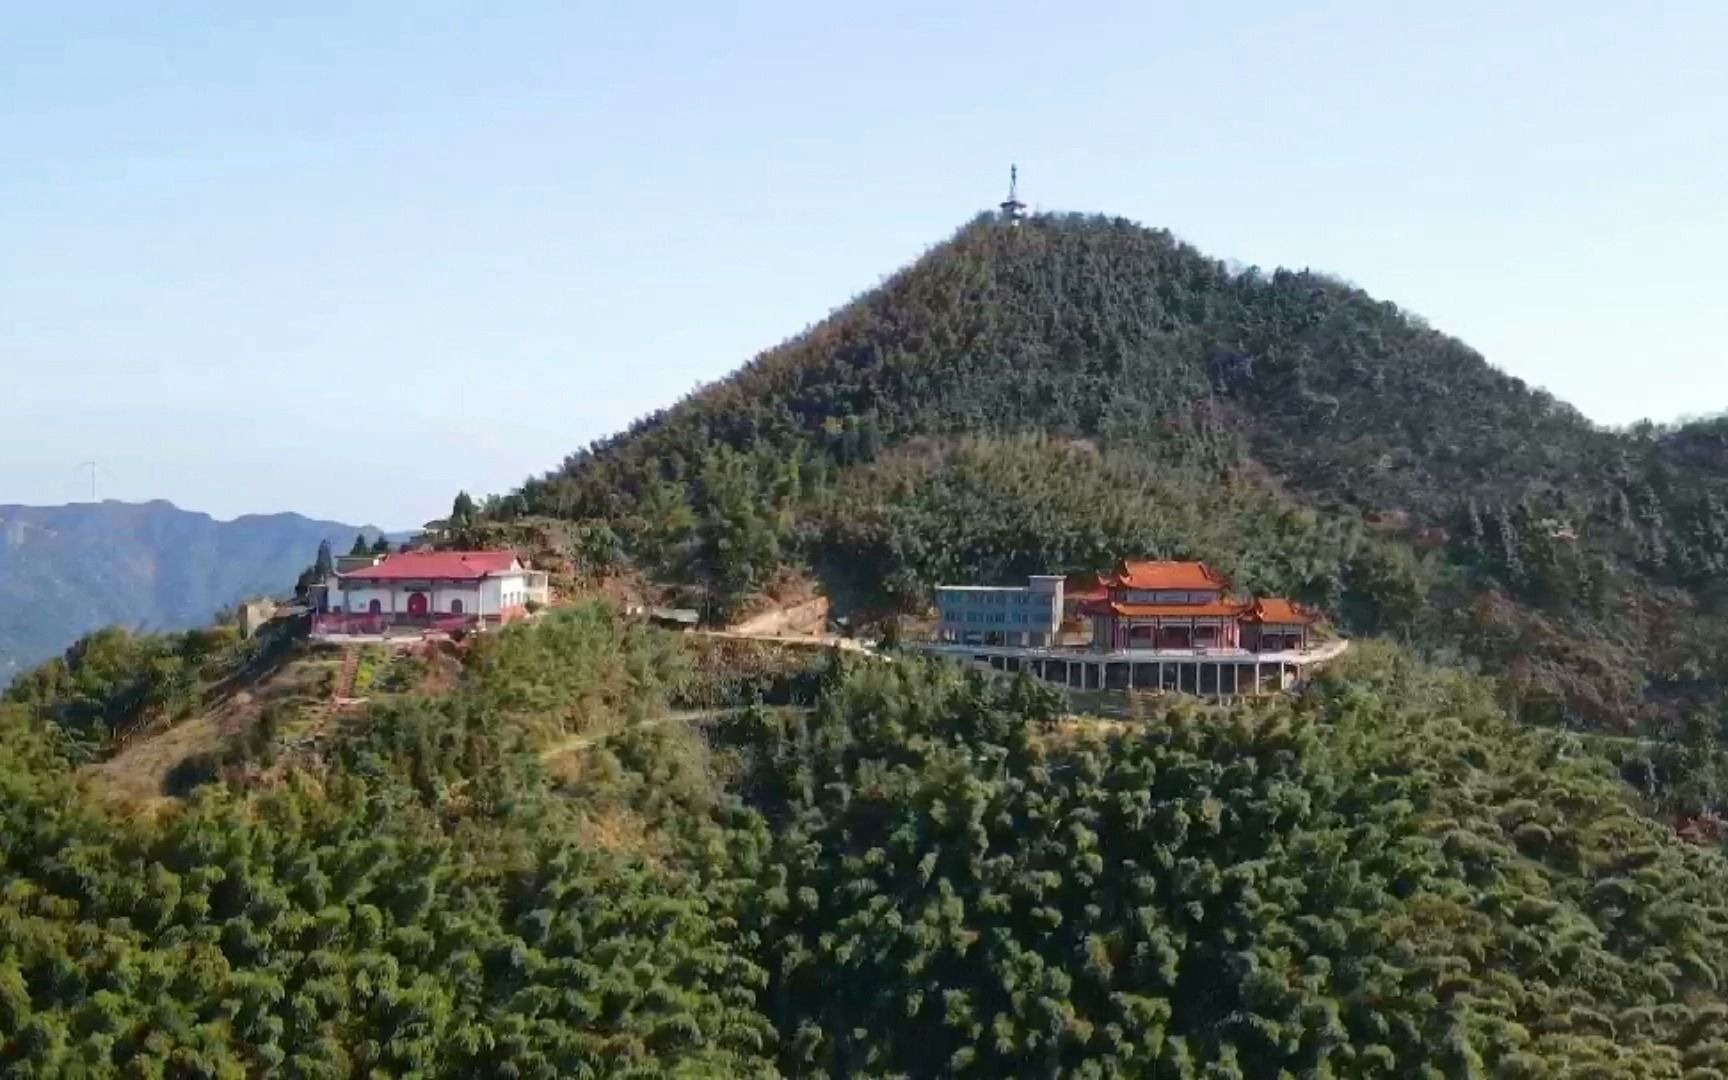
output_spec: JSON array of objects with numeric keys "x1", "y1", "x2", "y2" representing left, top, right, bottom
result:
[{"x1": 999, "y1": 164, "x2": 1027, "y2": 224}]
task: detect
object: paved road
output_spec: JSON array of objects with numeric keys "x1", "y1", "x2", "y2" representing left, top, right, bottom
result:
[{"x1": 693, "y1": 629, "x2": 876, "y2": 653}]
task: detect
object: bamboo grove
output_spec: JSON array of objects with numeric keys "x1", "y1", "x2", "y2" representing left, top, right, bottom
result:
[{"x1": 9, "y1": 608, "x2": 1728, "y2": 1075}]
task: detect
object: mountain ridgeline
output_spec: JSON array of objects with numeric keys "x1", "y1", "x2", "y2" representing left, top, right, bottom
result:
[
  {"x1": 12, "y1": 212, "x2": 1728, "y2": 1076},
  {"x1": 0, "y1": 500, "x2": 386, "y2": 678},
  {"x1": 494, "y1": 212, "x2": 1728, "y2": 731}
]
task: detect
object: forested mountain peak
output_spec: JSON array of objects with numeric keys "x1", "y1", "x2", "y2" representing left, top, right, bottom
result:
[
  {"x1": 485, "y1": 210, "x2": 1728, "y2": 731},
  {"x1": 524, "y1": 211, "x2": 1602, "y2": 513},
  {"x1": 12, "y1": 215, "x2": 1728, "y2": 1076}
]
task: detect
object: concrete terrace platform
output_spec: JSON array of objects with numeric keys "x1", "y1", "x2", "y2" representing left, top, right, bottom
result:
[
  {"x1": 909, "y1": 638, "x2": 1349, "y2": 696},
  {"x1": 911, "y1": 638, "x2": 1347, "y2": 666}
]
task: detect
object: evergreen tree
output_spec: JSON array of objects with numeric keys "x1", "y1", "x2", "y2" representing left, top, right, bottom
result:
[{"x1": 451, "y1": 490, "x2": 477, "y2": 529}]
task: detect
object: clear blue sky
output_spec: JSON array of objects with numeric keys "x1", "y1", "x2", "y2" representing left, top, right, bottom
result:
[{"x1": 3, "y1": 3, "x2": 1723, "y2": 529}]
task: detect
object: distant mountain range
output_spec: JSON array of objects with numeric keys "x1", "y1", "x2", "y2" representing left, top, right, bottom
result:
[{"x1": 0, "y1": 500, "x2": 389, "y2": 679}]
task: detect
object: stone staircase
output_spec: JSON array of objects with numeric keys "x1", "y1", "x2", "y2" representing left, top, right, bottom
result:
[{"x1": 332, "y1": 647, "x2": 360, "y2": 704}]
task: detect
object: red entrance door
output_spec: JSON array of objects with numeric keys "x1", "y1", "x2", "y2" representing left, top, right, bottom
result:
[{"x1": 407, "y1": 592, "x2": 429, "y2": 617}]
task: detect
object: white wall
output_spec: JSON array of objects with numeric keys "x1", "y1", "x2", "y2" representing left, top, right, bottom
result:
[
  {"x1": 325, "y1": 565, "x2": 548, "y2": 617},
  {"x1": 332, "y1": 582, "x2": 401, "y2": 614},
  {"x1": 483, "y1": 570, "x2": 543, "y2": 612},
  {"x1": 429, "y1": 584, "x2": 482, "y2": 614},
  {"x1": 326, "y1": 579, "x2": 480, "y2": 615}
]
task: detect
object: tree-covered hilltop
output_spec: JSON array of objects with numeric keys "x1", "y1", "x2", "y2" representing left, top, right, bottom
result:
[
  {"x1": 10, "y1": 208, "x2": 1728, "y2": 1076},
  {"x1": 479, "y1": 212, "x2": 1728, "y2": 731},
  {"x1": 10, "y1": 609, "x2": 1728, "y2": 1075},
  {"x1": 3, "y1": 621, "x2": 296, "y2": 763},
  {"x1": 0, "y1": 609, "x2": 776, "y2": 1078}
]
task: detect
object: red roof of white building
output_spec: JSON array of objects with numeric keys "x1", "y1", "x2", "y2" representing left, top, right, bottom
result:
[{"x1": 336, "y1": 550, "x2": 520, "y2": 581}]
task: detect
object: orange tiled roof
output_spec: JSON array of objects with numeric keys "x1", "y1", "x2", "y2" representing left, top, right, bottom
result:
[
  {"x1": 1109, "y1": 560, "x2": 1227, "y2": 591},
  {"x1": 1242, "y1": 598, "x2": 1316, "y2": 625},
  {"x1": 1086, "y1": 600, "x2": 1247, "y2": 619}
]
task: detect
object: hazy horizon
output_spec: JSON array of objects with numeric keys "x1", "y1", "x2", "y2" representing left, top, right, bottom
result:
[
  {"x1": 5, "y1": 3, "x2": 1724, "y2": 528},
  {"x1": 0, "y1": 495, "x2": 395, "y2": 531}
]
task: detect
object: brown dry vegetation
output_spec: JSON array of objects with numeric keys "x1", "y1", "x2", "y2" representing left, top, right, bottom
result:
[{"x1": 81, "y1": 651, "x2": 340, "y2": 806}]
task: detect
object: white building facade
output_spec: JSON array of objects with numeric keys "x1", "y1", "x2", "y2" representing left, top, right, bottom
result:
[{"x1": 317, "y1": 550, "x2": 549, "y2": 634}]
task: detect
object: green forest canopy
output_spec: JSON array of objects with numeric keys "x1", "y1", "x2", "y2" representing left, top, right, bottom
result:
[
  {"x1": 8, "y1": 609, "x2": 1728, "y2": 1075},
  {"x1": 9, "y1": 209, "x2": 1728, "y2": 1075},
  {"x1": 478, "y1": 213, "x2": 1728, "y2": 736}
]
